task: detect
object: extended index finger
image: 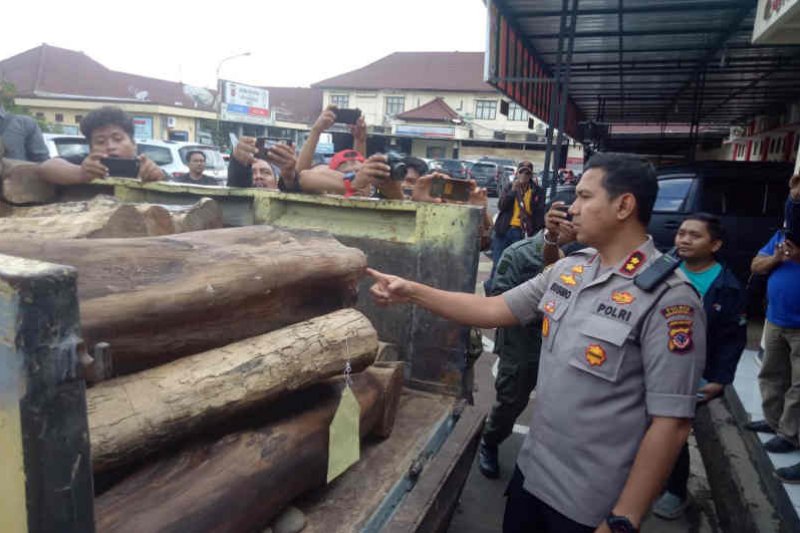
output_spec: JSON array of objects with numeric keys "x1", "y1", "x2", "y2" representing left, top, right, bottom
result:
[{"x1": 366, "y1": 267, "x2": 389, "y2": 281}]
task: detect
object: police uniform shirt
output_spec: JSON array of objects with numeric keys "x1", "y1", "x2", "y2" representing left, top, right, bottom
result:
[{"x1": 502, "y1": 237, "x2": 706, "y2": 527}]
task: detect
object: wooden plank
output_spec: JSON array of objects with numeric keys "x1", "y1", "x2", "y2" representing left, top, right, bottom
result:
[{"x1": 0, "y1": 254, "x2": 94, "y2": 533}]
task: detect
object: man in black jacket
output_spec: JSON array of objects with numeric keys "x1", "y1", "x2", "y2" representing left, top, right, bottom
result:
[
  {"x1": 486, "y1": 161, "x2": 543, "y2": 292},
  {"x1": 653, "y1": 212, "x2": 747, "y2": 520}
]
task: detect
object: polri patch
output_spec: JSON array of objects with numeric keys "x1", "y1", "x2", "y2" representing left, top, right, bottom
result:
[
  {"x1": 550, "y1": 283, "x2": 572, "y2": 299},
  {"x1": 661, "y1": 305, "x2": 694, "y2": 319},
  {"x1": 611, "y1": 291, "x2": 635, "y2": 305},
  {"x1": 585, "y1": 344, "x2": 607, "y2": 367},
  {"x1": 620, "y1": 251, "x2": 646, "y2": 275},
  {"x1": 668, "y1": 319, "x2": 693, "y2": 353},
  {"x1": 544, "y1": 301, "x2": 557, "y2": 314}
]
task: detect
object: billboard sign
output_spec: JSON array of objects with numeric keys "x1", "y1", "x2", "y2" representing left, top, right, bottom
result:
[
  {"x1": 132, "y1": 116, "x2": 153, "y2": 141},
  {"x1": 220, "y1": 80, "x2": 271, "y2": 125}
]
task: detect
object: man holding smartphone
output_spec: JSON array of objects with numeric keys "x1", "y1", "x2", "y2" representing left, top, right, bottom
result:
[
  {"x1": 366, "y1": 153, "x2": 705, "y2": 533},
  {"x1": 38, "y1": 106, "x2": 164, "y2": 184}
]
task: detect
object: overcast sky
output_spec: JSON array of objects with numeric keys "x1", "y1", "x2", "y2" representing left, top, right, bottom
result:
[{"x1": 2, "y1": 0, "x2": 488, "y2": 90}]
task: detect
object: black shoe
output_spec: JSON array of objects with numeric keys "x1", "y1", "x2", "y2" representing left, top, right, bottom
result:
[
  {"x1": 478, "y1": 441, "x2": 499, "y2": 479},
  {"x1": 745, "y1": 420, "x2": 776, "y2": 434},
  {"x1": 776, "y1": 463, "x2": 800, "y2": 484},
  {"x1": 764, "y1": 436, "x2": 798, "y2": 454}
]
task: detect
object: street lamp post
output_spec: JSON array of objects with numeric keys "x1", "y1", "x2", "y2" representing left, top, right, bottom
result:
[{"x1": 215, "y1": 52, "x2": 251, "y2": 145}]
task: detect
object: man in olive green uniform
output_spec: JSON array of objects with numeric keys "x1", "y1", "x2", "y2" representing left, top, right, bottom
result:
[
  {"x1": 479, "y1": 232, "x2": 546, "y2": 478},
  {"x1": 480, "y1": 228, "x2": 584, "y2": 478}
]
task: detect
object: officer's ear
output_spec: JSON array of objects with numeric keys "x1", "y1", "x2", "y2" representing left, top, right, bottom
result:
[
  {"x1": 710, "y1": 239, "x2": 723, "y2": 254},
  {"x1": 614, "y1": 192, "x2": 637, "y2": 222}
]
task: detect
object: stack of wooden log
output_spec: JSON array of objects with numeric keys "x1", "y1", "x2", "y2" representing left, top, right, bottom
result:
[{"x1": 0, "y1": 212, "x2": 401, "y2": 532}]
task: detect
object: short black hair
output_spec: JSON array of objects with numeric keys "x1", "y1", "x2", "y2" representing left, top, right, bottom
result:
[
  {"x1": 584, "y1": 152, "x2": 658, "y2": 225},
  {"x1": 80, "y1": 106, "x2": 134, "y2": 141},
  {"x1": 684, "y1": 212, "x2": 725, "y2": 242},
  {"x1": 186, "y1": 150, "x2": 206, "y2": 162}
]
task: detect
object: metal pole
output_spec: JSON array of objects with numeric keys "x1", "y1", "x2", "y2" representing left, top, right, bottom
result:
[
  {"x1": 543, "y1": 0, "x2": 568, "y2": 194},
  {"x1": 554, "y1": 0, "x2": 579, "y2": 185}
]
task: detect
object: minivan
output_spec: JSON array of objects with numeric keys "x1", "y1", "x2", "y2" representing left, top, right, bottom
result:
[{"x1": 649, "y1": 161, "x2": 794, "y2": 283}]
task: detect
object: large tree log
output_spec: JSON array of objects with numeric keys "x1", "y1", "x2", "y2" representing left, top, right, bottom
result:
[
  {"x1": 95, "y1": 364, "x2": 405, "y2": 533},
  {"x1": 1, "y1": 157, "x2": 56, "y2": 204},
  {"x1": 88, "y1": 308, "x2": 378, "y2": 473},
  {"x1": 1, "y1": 195, "x2": 223, "y2": 238},
  {"x1": 0, "y1": 226, "x2": 366, "y2": 374}
]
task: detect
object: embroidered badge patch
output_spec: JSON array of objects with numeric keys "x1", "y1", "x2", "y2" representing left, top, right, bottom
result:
[
  {"x1": 620, "y1": 251, "x2": 646, "y2": 275},
  {"x1": 661, "y1": 305, "x2": 694, "y2": 319},
  {"x1": 611, "y1": 291, "x2": 635, "y2": 305},
  {"x1": 585, "y1": 344, "x2": 607, "y2": 367},
  {"x1": 544, "y1": 301, "x2": 556, "y2": 314},
  {"x1": 572, "y1": 265, "x2": 585, "y2": 275},
  {"x1": 542, "y1": 316, "x2": 550, "y2": 337},
  {"x1": 668, "y1": 319, "x2": 693, "y2": 353},
  {"x1": 560, "y1": 273, "x2": 577, "y2": 286}
]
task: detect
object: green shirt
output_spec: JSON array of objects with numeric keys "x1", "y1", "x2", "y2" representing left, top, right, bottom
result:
[{"x1": 680, "y1": 262, "x2": 722, "y2": 299}]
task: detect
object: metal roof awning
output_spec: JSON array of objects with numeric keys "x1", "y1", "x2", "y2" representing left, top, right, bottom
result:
[{"x1": 485, "y1": 0, "x2": 800, "y2": 130}]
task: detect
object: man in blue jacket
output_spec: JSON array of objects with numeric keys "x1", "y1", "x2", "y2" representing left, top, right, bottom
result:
[{"x1": 653, "y1": 212, "x2": 747, "y2": 519}]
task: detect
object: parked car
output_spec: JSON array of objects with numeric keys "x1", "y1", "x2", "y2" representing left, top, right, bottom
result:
[
  {"x1": 649, "y1": 161, "x2": 794, "y2": 284},
  {"x1": 136, "y1": 140, "x2": 228, "y2": 184},
  {"x1": 42, "y1": 133, "x2": 89, "y2": 160},
  {"x1": 433, "y1": 159, "x2": 468, "y2": 179},
  {"x1": 469, "y1": 161, "x2": 509, "y2": 196},
  {"x1": 480, "y1": 156, "x2": 516, "y2": 168}
]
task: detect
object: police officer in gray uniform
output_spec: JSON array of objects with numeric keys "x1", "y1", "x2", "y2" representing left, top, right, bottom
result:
[{"x1": 367, "y1": 153, "x2": 706, "y2": 533}]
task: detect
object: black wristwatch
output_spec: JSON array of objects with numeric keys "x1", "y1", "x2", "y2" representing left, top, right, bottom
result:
[{"x1": 606, "y1": 514, "x2": 638, "y2": 533}]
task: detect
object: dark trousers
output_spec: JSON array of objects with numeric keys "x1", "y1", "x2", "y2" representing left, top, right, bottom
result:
[
  {"x1": 504, "y1": 467, "x2": 595, "y2": 533},
  {"x1": 483, "y1": 354, "x2": 538, "y2": 447},
  {"x1": 486, "y1": 227, "x2": 524, "y2": 293},
  {"x1": 664, "y1": 441, "x2": 691, "y2": 499}
]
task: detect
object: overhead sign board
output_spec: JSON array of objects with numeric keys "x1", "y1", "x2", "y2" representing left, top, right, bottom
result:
[
  {"x1": 220, "y1": 80, "x2": 271, "y2": 125},
  {"x1": 395, "y1": 124, "x2": 455, "y2": 138},
  {"x1": 752, "y1": 0, "x2": 800, "y2": 44}
]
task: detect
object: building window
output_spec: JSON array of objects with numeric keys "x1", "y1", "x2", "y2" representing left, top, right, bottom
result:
[
  {"x1": 55, "y1": 113, "x2": 64, "y2": 123},
  {"x1": 508, "y1": 102, "x2": 528, "y2": 121},
  {"x1": 75, "y1": 115, "x2": 83, "y2": 124},
  {"x1": 385, "y1": 96, "x2": 405, "y2": 116},
  {"x1": 35, "y1": 112, "x2": 45, "y2": 120},
  {"x1": 330, "y1": 94, "x2": 349, "y2": 108},
  {"x1": 475, "y1": 100, "x2": 497, "y2": 120}
]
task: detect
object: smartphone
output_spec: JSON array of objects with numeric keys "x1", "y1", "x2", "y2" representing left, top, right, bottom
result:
[
  {"x1": 334, "y1": 108, "x2": 362, "y2": 125},
  {"x1": 558, "y1": 203, "x2": 573, "y2": 222},
  {"x1": 255, "y1": 137, "x2": 292, "y2": 160},
  {"x1": 101, "y1": 157, "x2": 140, "y2": 178},
  {"x1": 429, "y1": 176, "x2": 471, "y2": 202}
]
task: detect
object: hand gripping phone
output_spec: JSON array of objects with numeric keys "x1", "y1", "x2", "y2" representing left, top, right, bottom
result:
[{"x1": 101, "y1": 157, "x2": 140, "y2": 178}]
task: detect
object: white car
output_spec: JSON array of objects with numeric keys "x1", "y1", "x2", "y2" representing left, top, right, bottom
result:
[
  {"x1": 42, "y1": 133, "x2": 89, "y2": 160},
  {"x1": 136, "y1": 140, "x2": 228, "y2": 184}
]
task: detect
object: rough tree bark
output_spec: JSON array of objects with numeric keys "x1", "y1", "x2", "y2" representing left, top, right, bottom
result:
[
  {"x1": 88, "y1": 308, "x2": 379, "y2": 473},
  {"x1": 0, "y1": 226, "x2": 366, "y2": 374},
  {"x1": 94, "y1": 364, "x2": 405, "y2": 533},
  {"x1": 1, "y1": 195, "x2": 223, "y2": 238}
]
